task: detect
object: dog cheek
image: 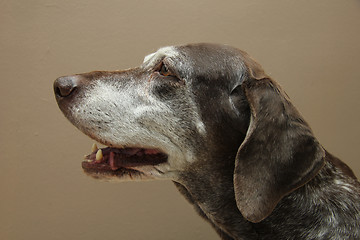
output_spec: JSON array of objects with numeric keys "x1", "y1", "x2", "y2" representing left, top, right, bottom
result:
[{"x1": 152, "y1": 81, "x2": 182, "y2": 101}]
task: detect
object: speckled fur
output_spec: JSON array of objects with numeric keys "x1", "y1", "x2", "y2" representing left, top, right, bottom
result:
[{"x1": 55, "y1": 43, "x2": 360, "y2": 240}]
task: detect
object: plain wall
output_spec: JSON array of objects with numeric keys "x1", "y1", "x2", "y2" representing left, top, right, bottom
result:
[{"x1": 1, "y1": 0, "x2": 359, "y2": 239}]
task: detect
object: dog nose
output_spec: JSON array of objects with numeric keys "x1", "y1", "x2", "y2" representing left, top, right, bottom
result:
[{"x1": 54, "y1": 76, "x2": 79, "y2": 98}]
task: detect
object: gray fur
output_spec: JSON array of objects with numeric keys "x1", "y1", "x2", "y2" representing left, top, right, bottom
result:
[{"x1": 54, "y1": 43, "x2": 360, "y2": 239}]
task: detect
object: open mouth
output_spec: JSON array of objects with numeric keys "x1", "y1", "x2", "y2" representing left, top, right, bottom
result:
[{"x1": 82, "y1": 144, "x2": 168, "y2": 177}]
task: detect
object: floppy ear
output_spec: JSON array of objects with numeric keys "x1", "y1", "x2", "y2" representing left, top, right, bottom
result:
[{"x1": 233, "y1": 73, "x2": 325, "y2": 223}]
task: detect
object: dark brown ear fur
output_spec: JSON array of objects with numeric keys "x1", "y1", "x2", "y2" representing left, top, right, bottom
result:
[{"x1": 233, "y1": 73, "x2": 325, "y2": 223}]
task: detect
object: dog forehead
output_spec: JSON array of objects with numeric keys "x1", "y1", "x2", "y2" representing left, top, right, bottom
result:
[{"x1": 142, "y1": 46, "x2": 180, "y2": 67}]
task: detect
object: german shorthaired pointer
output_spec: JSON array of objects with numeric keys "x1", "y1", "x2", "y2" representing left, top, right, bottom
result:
[{"x1": 54, "y1": 43, "x2": 360, "y2": 239}]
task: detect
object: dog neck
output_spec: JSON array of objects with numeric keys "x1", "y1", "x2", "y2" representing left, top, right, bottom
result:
[
  {"x1": 174, "y1": 154, "x2": 360, "y2": 240},
  {"x1": 173, "y1": 158, "x2": 259, "y2": 240}
]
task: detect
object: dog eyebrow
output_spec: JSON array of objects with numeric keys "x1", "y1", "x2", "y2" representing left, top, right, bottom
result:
[
  {"x1": 142, "y1": 46, "x2": 179, "y2": 69},
  {"x1": 143, "y1": 52, "x2": 156, "y2": 64}
]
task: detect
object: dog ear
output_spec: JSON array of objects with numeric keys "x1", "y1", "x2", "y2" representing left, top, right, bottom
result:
[{"x1": 233, "y1": 72, "x2": 325, "y2": 223}]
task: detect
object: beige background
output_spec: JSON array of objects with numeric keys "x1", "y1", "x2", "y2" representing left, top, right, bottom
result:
[{"x1": 1, "y1": 0, "x2": 359, "y2": 239}]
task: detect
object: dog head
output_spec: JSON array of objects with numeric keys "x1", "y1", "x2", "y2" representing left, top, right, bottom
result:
[{"x1": 54, "y1": 43, "x2": 324, "y2": 222}]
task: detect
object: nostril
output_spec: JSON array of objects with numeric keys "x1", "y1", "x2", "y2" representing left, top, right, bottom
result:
[
  {"x1": 55, "y1": 84, "x2": 76, "y2": 97},
  {"x1": 54, "y1": 85, "x2": 62, "y2": 97},
  {"x1": 54, "y1": 76, "x2": 78, "y2": 98}
]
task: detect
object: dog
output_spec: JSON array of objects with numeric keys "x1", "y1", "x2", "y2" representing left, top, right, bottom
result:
[{"x1": 54, "y1": 43, "x2": 360, "y2": 239}]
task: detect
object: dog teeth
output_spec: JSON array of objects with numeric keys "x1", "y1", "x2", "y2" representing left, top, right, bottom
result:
[
  {"x1": 96, "y1": 149, "x2": 103, "y2": 161},
  {"x1": 91, "y1": 143, "x2": 98, "y2": 153}
]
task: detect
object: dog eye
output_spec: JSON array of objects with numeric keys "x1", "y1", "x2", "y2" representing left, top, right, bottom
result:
[{"x1": 159, "y1": 63, "x2": 173, "y2": 77}]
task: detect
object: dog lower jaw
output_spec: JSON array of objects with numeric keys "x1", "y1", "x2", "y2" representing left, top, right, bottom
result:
[{"x1": 82, "y1": 164, "x2": 147, "y2": 181}]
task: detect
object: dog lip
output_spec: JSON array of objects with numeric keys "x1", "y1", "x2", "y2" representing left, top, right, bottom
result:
[{"x1": 82, "y1": 146, "x2": 168, "y2": 173}]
